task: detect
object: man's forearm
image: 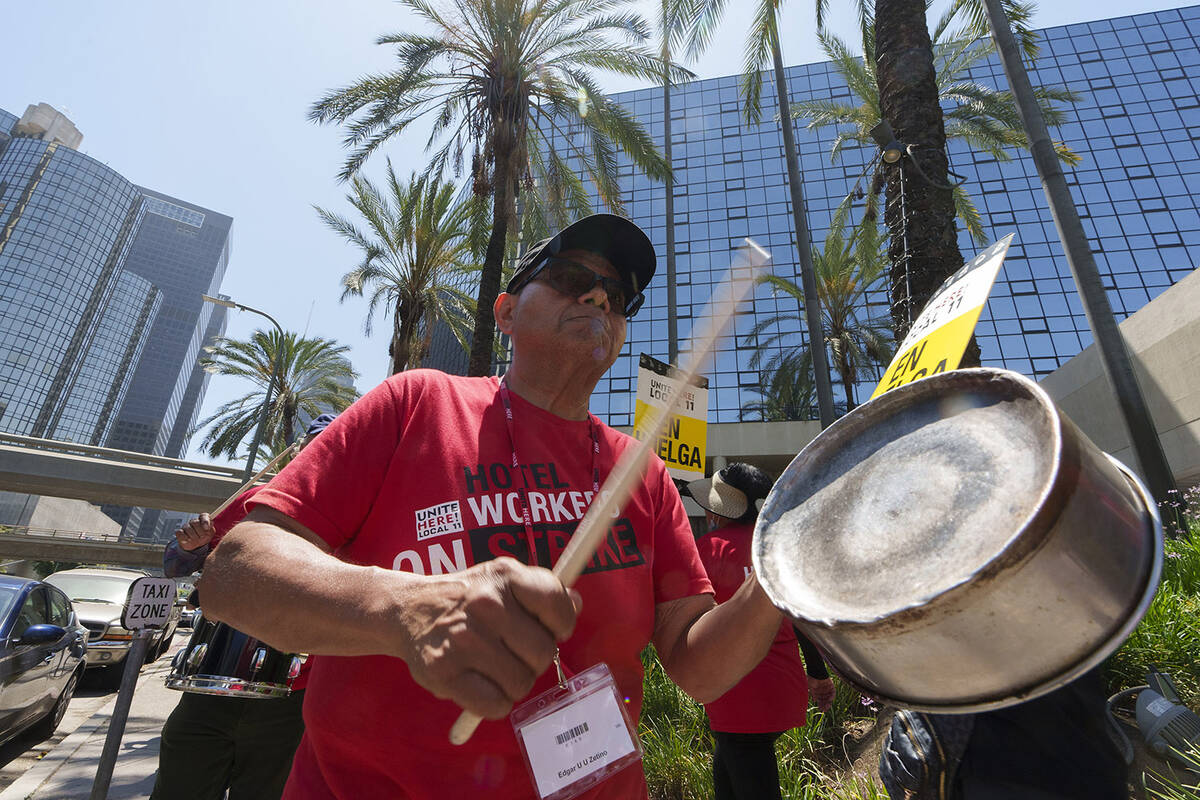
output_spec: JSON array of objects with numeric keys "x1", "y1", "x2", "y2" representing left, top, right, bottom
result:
[
  {"x1": 660, "y1": 577, "x2": 782, "y2": 704},
  {"x1": 197, "y1": 521, "x2": 408, "y2": 657},
  {"x1": 163, "y1": 539, "x2": 208, "y2": 578},
  {"x1": 198, "y1": 512, "x2": 581, "y2": 721}
]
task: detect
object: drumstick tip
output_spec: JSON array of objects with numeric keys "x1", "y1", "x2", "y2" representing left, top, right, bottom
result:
[{"x1": 449, "y1": 711, "x2": 481, "y2": 745}]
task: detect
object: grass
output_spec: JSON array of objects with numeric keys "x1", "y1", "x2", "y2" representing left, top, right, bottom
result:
[
  {"x1": 639, "y1": 647, "x2": 884, "y2": 800},
  {"x1": 1142, "y1": 742, "x2": 1200, "y2": 799},
  {"x1": 1105, "y1": 509, "x2": 1200, "y2": 708}
]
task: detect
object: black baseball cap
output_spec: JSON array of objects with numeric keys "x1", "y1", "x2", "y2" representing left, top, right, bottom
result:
[{"x1": 505, "y1": 214, "x2": 657, "y2": 298}]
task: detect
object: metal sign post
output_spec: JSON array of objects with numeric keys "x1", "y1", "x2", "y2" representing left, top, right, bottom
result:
[{"x1": 90, "y1": 576, "x2": 175, "y2": 800}]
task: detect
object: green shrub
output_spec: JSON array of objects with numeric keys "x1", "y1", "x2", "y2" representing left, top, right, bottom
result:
[
  {"x1": 639, "y1": 647, "x2": 883, "y2": 800},
  {"x1": 1106, "y1": 522, "x2": 1200, "y2": 707}
]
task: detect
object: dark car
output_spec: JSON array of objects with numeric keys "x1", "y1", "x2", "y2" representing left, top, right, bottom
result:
[{"x1": 0, "y1": 575, "x2": 88, "y2": 745}]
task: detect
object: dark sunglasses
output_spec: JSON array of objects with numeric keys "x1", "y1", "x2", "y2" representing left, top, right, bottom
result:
[{"x1": 513, "y1": 257, "x2": 645, "y2": 318}]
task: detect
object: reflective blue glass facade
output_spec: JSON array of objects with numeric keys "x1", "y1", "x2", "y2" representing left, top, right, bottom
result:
[
  {"x1": 0, "y1": 122, "x2": 156, "y2": 442},
  {"x1": 102, "y1": 190, "x2": 232, "y2": 539},
  {"x1": 104, "y1": 190, "x2": 232, "y2": 460},
  {"x1": 0, "y1": 105, "x2": 233, "y2": 540},
  {"x1": 52, "y1": 271, "x2": 161, "y2": 445},
  {"x1": 567, "y1": 5, "x2": 1200, "y2": 426}
]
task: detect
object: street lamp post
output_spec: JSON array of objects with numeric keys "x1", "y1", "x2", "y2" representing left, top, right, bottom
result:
[{"x1": 201, "y1": 294, "x2": 285, "y2": 482}]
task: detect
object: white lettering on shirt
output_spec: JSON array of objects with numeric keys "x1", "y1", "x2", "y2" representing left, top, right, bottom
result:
[
  {"x1": 393, "y1": 550, "x2": 425, "y2": 574},
  {"x1": 467, "y1": 494, "x2": 505, "y2": 526},
  {"x1": 429, "y1": 539, "x2": 468, "y2": 574}
]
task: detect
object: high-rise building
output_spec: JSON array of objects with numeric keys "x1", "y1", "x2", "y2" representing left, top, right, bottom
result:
[
  {"x1": 0, "y1": 103, "x2": 234, "y2": 540},
  {"x1": 0, "y1": 105, "x2": 161, "y2": 444},
  {"x1": 554, "y1": 5, "x2": 1200, "y2": 426},
  {"x1": 101, "y1": 190, "x2": 232, "y2": 538}
]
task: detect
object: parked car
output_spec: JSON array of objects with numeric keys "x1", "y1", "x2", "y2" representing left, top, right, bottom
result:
[
  {"x1": 43, "y1": 567, "x2": 181, "y2": 688},
  {"x1": 0, "y1": 574, "x2": 87, "y2": 744}
]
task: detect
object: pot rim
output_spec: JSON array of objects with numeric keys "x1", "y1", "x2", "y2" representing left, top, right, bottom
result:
[{"x1": 754, "y1": 368, "x2": 1066, "y2": 627}]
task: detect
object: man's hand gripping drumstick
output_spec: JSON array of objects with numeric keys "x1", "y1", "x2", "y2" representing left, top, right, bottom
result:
[{"x1": 449, "y1": 239, "x2": 770, "y2": 745}]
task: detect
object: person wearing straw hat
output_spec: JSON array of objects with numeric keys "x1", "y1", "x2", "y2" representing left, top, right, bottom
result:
[
  {"x1": 687, "y1": 463, "x2": 835, "y2": 800},
  {"x1": 151, "y1": 413, "x2": 336, "y2": 800},
  {"x1": 197, "y1": 214, "x2": 788, "y2": 800}
]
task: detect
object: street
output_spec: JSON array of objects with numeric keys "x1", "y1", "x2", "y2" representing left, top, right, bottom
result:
[{"x1": 0, "y1": 629, "x2": 187, "y2": 799}]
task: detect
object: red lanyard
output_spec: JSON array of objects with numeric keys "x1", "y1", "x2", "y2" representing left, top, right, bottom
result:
[{"x1": 497, "y1": 379, "x2": 601, "y2": 555}]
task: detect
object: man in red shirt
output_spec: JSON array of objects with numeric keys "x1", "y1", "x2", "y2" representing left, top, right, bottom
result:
[{"x1": 199, "y1": 214, "x2": 788, "y2": 799}]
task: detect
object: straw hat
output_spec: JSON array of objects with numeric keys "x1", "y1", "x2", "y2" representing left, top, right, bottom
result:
[{"x1": 686, "y1": 463, "x2": 775, "y2": 520}]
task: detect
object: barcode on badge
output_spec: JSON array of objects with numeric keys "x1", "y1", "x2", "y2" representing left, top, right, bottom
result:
[{"x1": 555, "y1": 722, "x2": 589, "y2": 745}]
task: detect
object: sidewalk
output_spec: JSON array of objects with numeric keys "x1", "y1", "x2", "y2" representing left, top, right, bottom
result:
[{"x1": 0, "y1": 645, "x2": 181, "y2": 800}]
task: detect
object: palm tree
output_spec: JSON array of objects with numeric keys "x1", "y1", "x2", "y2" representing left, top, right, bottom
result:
[
  {"x1": 310, "y1": 0, "x2": 675, "y2": 376},
  {"x1": 197, "y1": 331, "x2": 359, "y2": 468},
  {"x1": 683, "y1": 0, "x2": 838, "y2": 425},
  {"x1": 808, "y1": 0, "x2": 1041, "y2": 361},
  {"x1": 657, "y1": 0, "x2": 695, "y2": 365},
  {"x1": 747, "y1": 221, "x2": 894, "y2": 410},
  {"x1": 739, "y1": 349, "x2": 816, "y2": 422},
  {"x1": 316, "y1": 163, "x2": 482, "y2": 375},
  {"x1": 792, "y1": 3, "x2": 1078, "y2": 245}
]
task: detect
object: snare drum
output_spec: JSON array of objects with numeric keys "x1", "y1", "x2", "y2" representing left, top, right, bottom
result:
[{"x1": 167, "y1": 617, "x2": 302, "y2": 698}]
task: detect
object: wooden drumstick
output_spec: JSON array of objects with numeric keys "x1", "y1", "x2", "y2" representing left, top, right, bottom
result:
[
  {"x1": 210, "y1": 440, "x2": 302, "y2": 518},
  {"x1": 449, "y1": 239, "x2": 771, "y2": 745}
]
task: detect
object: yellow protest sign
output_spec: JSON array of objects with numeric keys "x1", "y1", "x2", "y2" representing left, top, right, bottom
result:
[
  {"x1": 632, "y1": 354, "x2": 709, "y2": 480},
  {"x1": 871, "y1": 234, "x2": 1014, "y2": 400}
]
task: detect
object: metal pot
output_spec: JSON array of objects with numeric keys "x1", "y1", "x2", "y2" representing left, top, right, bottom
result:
[{"x1": 752, "y1": 368, "x2": 1163, "y2": 713}]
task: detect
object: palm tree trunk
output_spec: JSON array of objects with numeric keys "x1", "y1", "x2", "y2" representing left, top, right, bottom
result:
[
  {"x1": 390, "y1": 303, "x2": 406, "y2": 375},
  {"x1": 392, "y1": 301, "x2": 423, "y2": 374},
  {"x1": 467, "y1": 156, "x2": 515, "y2": 377},
  {"x1": 839, "y1": 352, "x2": 857, "y2": 411},
  {"x1": 875, "y1": 0, "x2": 978, "y2": 366},
  {"x1": 771, "y1": 30, "x2": 836, "y2": 426},
  {"x1": 282, "y1": 397, "x2": 298, "y2": 447}
]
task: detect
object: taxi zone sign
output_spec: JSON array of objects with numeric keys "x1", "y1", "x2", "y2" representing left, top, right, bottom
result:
[
  {"x1": 870, "y1": 234, "x2": 1014, "y2": 400},
  {"x1": 122, "y1": 577, "x2": 177, "y2": 630}
]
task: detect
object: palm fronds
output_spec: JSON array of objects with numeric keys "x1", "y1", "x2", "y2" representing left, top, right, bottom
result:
[
  {"x1": 196, "y1": 331, "x2": 359, "y2": 467},
  {"x1": 315, "y1": 162, "x2": 482, "y2": 374}
]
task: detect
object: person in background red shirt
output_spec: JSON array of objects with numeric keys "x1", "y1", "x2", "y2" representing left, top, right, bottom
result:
[
  {"x1": 151, "y1": 414, "x2": 336, "y2": 800},
  {"x1": 687, "y1": 462, "x2": 836, "y2": 800}
]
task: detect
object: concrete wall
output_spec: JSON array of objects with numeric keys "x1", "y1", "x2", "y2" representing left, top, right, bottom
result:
[
  {"x1": 0, "y1": 492, "x2": 121, "y2": 535},
  {"x1": 1039, "y1": 269, "x2": 1200, "y2": 489}
]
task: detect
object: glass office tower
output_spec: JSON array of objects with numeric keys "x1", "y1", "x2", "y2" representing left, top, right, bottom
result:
[
  {"x1": 0, "y1": 104, "x2": 234, "y2": 540},
  {"x1": 559, "y1": 5, "x2": 1200, "y2": 426},
  {"x1": 102, "y1": 190, "x2": 233, "y2": 539},
  {"x1": 104, "y1": 190, "x2": 232, "y2": 460},
  {"x1": 0, "y1": 110, "x2": 160, "y2": 443}
]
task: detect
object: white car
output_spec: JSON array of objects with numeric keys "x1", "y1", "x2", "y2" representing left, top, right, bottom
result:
[{"x1": 43, "y1": 567, "x2": 180, "y2": 688}]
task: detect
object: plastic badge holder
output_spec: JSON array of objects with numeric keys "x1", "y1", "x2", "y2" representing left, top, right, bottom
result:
[{"x1": 511, "y1": 663, "x2": 642, "y2": 800}]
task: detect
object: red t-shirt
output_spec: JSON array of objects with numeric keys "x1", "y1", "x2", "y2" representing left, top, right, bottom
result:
[
  {"x1": 211, "y1": 486, "x2": 263, "y2": 547},
  {"x1": 249, "y1": 370, "x2": 712, "y2": 799},
  {"x1": 696, "y1": 521, "x2": 808, "y2": 734}
]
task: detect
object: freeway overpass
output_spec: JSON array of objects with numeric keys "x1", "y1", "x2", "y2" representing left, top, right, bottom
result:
[{"x1": 0, "y1": 433, "x2": 252, "y2": 568}]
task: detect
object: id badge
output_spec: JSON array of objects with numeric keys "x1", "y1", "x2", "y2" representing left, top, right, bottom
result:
[{"x1": 511, "y1": 663, "x2": 642, "y2": 800}]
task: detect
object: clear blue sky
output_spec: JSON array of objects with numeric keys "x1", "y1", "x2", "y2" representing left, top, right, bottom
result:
[{"x1": 3, "y1": 0, "x2": 1188, "y2": 467}]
